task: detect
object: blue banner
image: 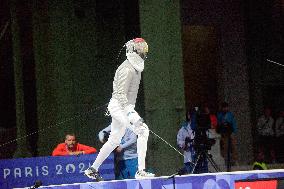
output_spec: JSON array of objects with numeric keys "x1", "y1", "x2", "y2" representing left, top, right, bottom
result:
[
  {"x1": 23, "y1": 169, "x2": 284, "y2": 189},
  {"x1": 0, "y1": 153, "x2": 114, "y2": 189}
]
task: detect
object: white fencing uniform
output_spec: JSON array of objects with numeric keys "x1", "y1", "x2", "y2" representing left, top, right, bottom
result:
[{"x1": 91, "y1": 38, "x2": 150, "y2": 172}]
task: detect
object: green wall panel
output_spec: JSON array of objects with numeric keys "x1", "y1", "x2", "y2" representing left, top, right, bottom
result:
[
  {"x1": 139, "y1": 0, "x2": 186, "y2": 175},
  {"x1": 11, "y1": 0, "x2": 32, "y2": 158},
  {"x1": 33, "y1": 0, "x2": 126, "y2": 156}
]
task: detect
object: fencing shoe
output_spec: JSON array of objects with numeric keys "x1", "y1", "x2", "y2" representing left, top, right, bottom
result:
[
  {"x1": 84, "y1": 167, "x2": 104, "y2": 181},
  {"x1": 135, "y1": 170, "x2": 155, "y2": 179}
]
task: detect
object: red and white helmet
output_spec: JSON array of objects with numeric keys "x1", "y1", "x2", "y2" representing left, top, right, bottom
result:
[{"x1": 125, "y1": 38, "x2": 148, "y2": 59}]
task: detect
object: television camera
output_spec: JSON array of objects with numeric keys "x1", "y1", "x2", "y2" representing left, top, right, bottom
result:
[
  {"x1": 191, "y1": 107, "x2": 215, "y2": 151},
  {"x1": 189, "y1": 106, "x2": 220, "y2": 173}
]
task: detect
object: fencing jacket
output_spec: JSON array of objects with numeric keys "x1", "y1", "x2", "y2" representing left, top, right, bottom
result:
[{"x1": 111, "y1": 53, "x2": 143, "y2": 110}]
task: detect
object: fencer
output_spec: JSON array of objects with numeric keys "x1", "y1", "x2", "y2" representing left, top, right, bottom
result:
[{"x1": 84, "y1": 38, "x2": 155, "y2": 181}]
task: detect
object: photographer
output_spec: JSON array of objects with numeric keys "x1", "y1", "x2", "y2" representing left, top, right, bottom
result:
[
  {"x1": 178, "y1": 106, "x2": 221, "y2": 174},
  {"x1": 191, "y1": 106, "x2": 214, "y2": 174},
  {"x1": 216, "y1": 102, "x2": 238, "y2": 168},
  {"x1": 177, "y1": 110, "x2": 195, "y2": 174}
]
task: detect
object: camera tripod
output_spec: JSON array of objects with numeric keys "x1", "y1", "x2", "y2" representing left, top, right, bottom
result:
[{"x1": 190, "y1": 146, "x2": 220, "y2": 174}]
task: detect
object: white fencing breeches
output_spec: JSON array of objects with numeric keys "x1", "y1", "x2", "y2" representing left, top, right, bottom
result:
[{"x1": 92, "y1": 99, "x2": 149, "y2": 171}]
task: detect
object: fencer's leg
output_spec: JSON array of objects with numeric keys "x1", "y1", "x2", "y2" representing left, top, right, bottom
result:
[
  {"x1": 128, "y1": 123, "x2": 149, "y2": 171},
  {"x1": 130, "y1": 123, "x2": 155, "y2": 178},
  {"x1": 91, "y1": 118, "x2": 127, "y2": 170},
  {"x1": 136, "y1": 123, "x2": 149, "y2": 171},
  {"x1": 85, "y1": 105, "x2": 127, "y2": 181},
  {"x1": 91, "y1": 121, "x2": 126, "y2": 170}
]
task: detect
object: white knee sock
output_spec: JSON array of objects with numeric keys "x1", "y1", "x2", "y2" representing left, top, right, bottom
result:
[{"x1": 137, "y1": 136, "x2": 148, "y2": 171}]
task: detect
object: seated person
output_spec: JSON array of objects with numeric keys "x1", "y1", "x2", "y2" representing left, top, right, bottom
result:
[{"x1": 52, "y1": 134, "x2": 97, "y2": 156}]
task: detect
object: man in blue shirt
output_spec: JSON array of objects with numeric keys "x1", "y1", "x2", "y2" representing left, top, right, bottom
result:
[{"x1": 216, "y1": 102, "x2": 238, "y2": 167}]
